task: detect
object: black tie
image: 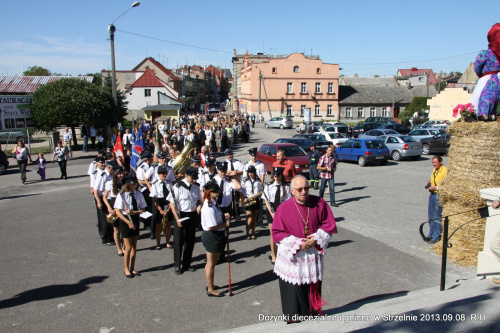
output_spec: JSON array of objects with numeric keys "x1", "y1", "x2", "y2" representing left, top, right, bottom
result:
[
  {"x1": 218, "y1": 179, "x2": 224, "y2": 205},
  {"x1": 273, "y1": 185, "x2": 280, "y2": 210},
  {"x1": 250, "y1": 180, "x2": 255, "y2": 195},
  {"x1": 131, "y1": 192, "x2": 138, "y2": 211},
  {"x1": 229, "y1": 161, "x2": 234, "y2": 171},
  {"x1": 209, "y1": 172, "x2": 215, "y2": 180},
  {"x1": 162, "y1": 182, "x2": 168, "y2": 198}
]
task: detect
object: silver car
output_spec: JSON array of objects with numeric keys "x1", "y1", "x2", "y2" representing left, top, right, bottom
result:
[
  {"x1": 264, "y1": 117, "x2": 293, "y2": 129},
  {"x1": 0, "y1": 130, "x2": 26, "y2": 143},
  {"x1": 379, "y1": 135, "x2": 422, "y2": 161},
  {"x1": 358, "y1": 128, "x2": 399, "y2": 139},
  {"x1": 408, "y1": 128, "x2": 444, "y2": 140}
]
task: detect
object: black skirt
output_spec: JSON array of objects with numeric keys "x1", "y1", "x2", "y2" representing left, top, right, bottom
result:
[
  {"x1": 244, "y1": 200, "x2": 261, "y2": 212},
  {"x1": 108, "y1": 197, "x2": 120, "y2": 227},
  {"x1": 120, "y1": 214, "x2": 140, "y2": 238},
  {"x1": 201, "y1": 230, "x2": 226, "y2": 253}
]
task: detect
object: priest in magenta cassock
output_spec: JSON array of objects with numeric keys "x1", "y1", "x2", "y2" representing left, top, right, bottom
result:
[{"x1": 272, "y1": 174, "x2": 337, "y2": 323}]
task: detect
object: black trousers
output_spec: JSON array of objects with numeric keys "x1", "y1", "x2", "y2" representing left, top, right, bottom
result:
[
  {"x1": 90, "y1": 136, "x2": 96, "y2": 149},
  {"x1": 58, "y1": 160, "x2": 67, "y2": 178},
  {"x1": 17, "y1": 159, "x2": 28, "y2": 181},
  {"x1": 279, "y1": 278, "x2": 322, "y2": 320},
  {"x1": 173, "y1": 211, "x2": 198, "y2": 269},
  {"x1": 96, "y1": 196, "x2": 114, "y2": 243}
]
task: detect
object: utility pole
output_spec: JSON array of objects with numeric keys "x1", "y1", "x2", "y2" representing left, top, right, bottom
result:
[
  {"x1": 392, "y1": 80, "x2": 395, "y2": 113},
  {"x1": 258, "y1": 69, "x2": 262, "y2": 115}
]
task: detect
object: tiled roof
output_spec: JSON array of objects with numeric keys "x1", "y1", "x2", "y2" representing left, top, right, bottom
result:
[
  {"x1": 397, "y1": 68, "x2": 437, "y2": 85},
  {"x1": 0, "y1": 75, "x2": 94, "y2": 93},
  {"x1": 130, "y1": 70, "x2": 165, "y2": 88},
  {"x1": 340, "y1": 76, "x2": 396, "y2": 87},
  {"x1": 133, "y1": 57, "x2": 180, "y2": 81},
  {"x1": 339, "y1": 85, "x2": 437, "y2": 105}
]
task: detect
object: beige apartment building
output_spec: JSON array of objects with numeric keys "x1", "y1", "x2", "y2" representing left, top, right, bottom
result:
[{"x1": 238, "y1": 53, "x2": 340, "y2": 119}]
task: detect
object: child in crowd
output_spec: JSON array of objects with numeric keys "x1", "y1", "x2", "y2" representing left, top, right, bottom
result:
[{"x1": 36, "y1": 153, "x2": 47, "y2": 180}]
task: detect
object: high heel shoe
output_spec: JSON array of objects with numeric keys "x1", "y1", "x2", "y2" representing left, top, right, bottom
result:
[{"x1": 124, "y1": 271, "x2": 134, "y2": 279}]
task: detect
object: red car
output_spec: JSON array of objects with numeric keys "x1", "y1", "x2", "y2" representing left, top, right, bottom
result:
[{"x1": 257, "y1": 143, "x2": 310, "y2": 176}]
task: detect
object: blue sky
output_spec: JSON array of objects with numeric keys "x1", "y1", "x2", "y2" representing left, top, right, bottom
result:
[{"x1": 1, "y1": 0, "x2": 499, "y2": 77}]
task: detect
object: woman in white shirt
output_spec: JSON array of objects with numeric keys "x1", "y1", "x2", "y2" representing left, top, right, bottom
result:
[
  {"x1": 11, "y1": 140, "x2": 32, "y2": 184},
  {"x1": 51, "y1": 140, "x2": 69, "y2": 179},
  {"x1": 103, "y1": 167, "x2": 126, "y2": 256},
  {"x1": 201, "y1": 180, "x2": 230, "y2": 297}
]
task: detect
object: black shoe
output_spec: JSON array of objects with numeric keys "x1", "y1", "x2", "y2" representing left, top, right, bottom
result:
[
  {"x1": 258, "y1": 223, "x2": 268, "y2": 228},
  {"x1": 207, "y1": 290, "x2": 224, "y2": 297},
  {"x1": 124, "y1": 271, "x2": 134, "y2": 279},
  {"x1": 132, "y1": 271, "x2": 141, "y2": 277},
  {"x1": 330, "y1": 202, "x2": 338, "y2": 207},
  {"x1": 187, "y1": 267, "x2": 196, "y2": 272},
  {"x1": 175, "y1": 267, "x2": 183, "y2": 275}
]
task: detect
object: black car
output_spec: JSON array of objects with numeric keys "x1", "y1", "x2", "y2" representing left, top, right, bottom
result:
[
  {"x1": 352, "y1": 122, "x2": 382, "y2": 138},
  {"x1": 419, "y1": 133, "x2": 450, "y2": 155},
  {"x1": 378, "y1": 123, "x2": 411, "y2": 134},
  {"x1": 274, "y1": 138, "x2": 318, "y2": 153},
  {"x1": 365, "y1": 116, "x2": 398, "y2": 124},
  {"x1": 0, "y1": 147, "x2": 9, "y2": 175},
  {"x1": 292, "y1": 134, "x2": 331, "y2": 154}
]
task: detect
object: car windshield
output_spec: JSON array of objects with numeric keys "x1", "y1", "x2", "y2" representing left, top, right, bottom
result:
[
  {"x1": 281, "y1": 146, "x2": 307, "y2": 156},
  {"x1": 365, "y1": 140, "x2": 387, "y2": 149},
  {"x1": 309, "y1": 135, "x2": 326, "y2": 141},
  {"x1": 285, "y1": 117, "x2": 293, "y2": 121},
  {"x1": 401, "y1": 136, "x2": 417, "y2": 142}
]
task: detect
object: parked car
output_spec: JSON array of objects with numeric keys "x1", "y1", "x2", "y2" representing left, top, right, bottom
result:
[
  {"x1": 257, "y1": 143, "x2": 310, "y2": 175},
  {"x1": 264, "y1": 117, "x2": 294, "y2": 129},
  {"x1": 408, "y1": 128, "x2": 445, "y2": 140},
  {"x1": 420, "y1": 119, "x2": 451, "y2": 128},
  {"x1": 336, "y1": 138, "x2": 390, "y2": 167},
  {"x1": 274, "y1": 138, "x2": 316, "y2": 153},
  {"x1": 0, "y1": 146, "x2": 9, "y2": 175},
  {"x1": 352, "y1": 122, "x2": 382, "y2": 138},
  {"x1": 314, "y1": 131, "x2": 348, "y2": 147},
  {"x1": 378, "y1": 123, "x2": 411, "y2": 134},
  {"x1": 319, "y1": 125, "x2": 350, "y2": 135},
  {"x1": 378, "y1": 135, "x2": 422, "y2": 161},
  {"x1": 322, "y1": 122, "x2": 348, "y2": 127},
  {"x1": 365, "y1": 116, "x2": 398, "y2": 124},
  {"x1": 295, "y1": 121, "x2": 323, "y2": 132},
  {"x1": 358, "y1": 129, "x2": 399, "y2": 139},
  {"x1": 419, "y1": 133, "x2": 450, "y2": 155},
  {"x1": 291, "y1": 134, "x2": 331, "y2": 154},
  {"x1": 0, "y1": 130, "x2": 26, "y2": 144}
]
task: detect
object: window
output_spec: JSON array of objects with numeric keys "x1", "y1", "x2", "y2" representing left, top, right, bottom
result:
[
  {"x1": 267, "y1": 145, "x2": 277, "y2": 156},
  {"x1": 382, "y1": 107, "x2": 389, "y2": 117},
  {"x1": 353, "y1": 141, "x2": 362, "y2": 149},
  {"x1": 419, "y1": 76, "x2": 424, "y2": 82},
  {"x1": 300, "y1": 105, "x2": 306, "y2": 117},
  {"x1": 287, "y1": 82, "x2": 293, "y2": 94},
  {"x1": 293, "y1": 66, "x2": 299, "y2": 73},
  {"x1": 315, "y1": 105, "x2": 320, "y2": 116},
  {"x1": 272, "y1": 67, "x2": 277, "y2": 74},
  {"x1": 315, "y1": 82, "x2": 321, "y2": 94},
  {"x1": 145, "y1": 89, "x2": 151, "y2": 97},
  {"x1": 286, "y1": 105, "x2": 292, "y2": 116},
  {"x1": 301, "y1": 82, "x2": 307, "y2": 94},
  {"x1": 260, "y1": 145, "x2": 269, "y2": 154},
  {"x1": 327, "y1": 105, "x2": 332, "y2": 116},
  {"x1": 317, "y1": 68, "x2": 321, "y2": 74},
  {"x1": 328, "y1": 82, "x2": 333, "y2": 94},
  {"x1": 345, "y1": 107, "x2": 352, "y2": 118},
  {"x1": 357, "y1": 107, "x2": 364, "y2": 118},
  {"x1": 370, "y1": 107, "x2": 376, "y2": 117}
]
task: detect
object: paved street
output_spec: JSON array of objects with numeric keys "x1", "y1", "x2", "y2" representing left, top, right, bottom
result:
[{"x1": 0, "y1": 123, "x2": 475, "y2": 332}]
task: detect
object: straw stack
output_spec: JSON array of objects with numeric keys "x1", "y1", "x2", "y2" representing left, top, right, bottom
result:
[{"x1": 435, "y1": 122, "x2": 500, "y2": 266}]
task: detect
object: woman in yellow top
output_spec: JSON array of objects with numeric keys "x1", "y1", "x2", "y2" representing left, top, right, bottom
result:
[{"x1": 426, "y1": 155, "x2": 447, "y2": 243}]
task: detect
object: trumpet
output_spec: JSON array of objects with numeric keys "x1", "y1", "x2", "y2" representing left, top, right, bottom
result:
[
  {"x1": 106, "y1": 212, "x2": 119, "y2": 224},
  {"x1": 241, "y1": 191, "x2": 263, "y2": 208}
]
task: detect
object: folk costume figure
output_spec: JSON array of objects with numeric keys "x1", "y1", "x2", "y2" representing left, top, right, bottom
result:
[
  {"x1": 272, "y1": 175, "x2": 337, "y2": 322},
  {"x1": 471, "y1": 23, "x2": 500, "y2": 120}
]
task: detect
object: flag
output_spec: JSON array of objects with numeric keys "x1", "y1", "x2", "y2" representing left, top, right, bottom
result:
[
  {"x1": 130, "y1": 126, "x2": 144, "y2": 174},
  {"x1": 154, "y1": 123, "x2": 162, "y2": 162},
  {"x1": 113, "y1": 133, "x2": 125, "y2": 164}
]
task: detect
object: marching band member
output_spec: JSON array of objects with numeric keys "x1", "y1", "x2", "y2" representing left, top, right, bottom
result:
[
  {"x1": 150, "y1": 165, "x2": 173, "y2": 250},
  {"x1": 199, "y1": 159, "x2": 217, "y2": 192},
  {"x1": 243, "y1": 148, "x2": 266, "y2": 183},
  {"x1": 242, "y1": 165, "x2": 263, "y2": 240},
  {"x1": 93, "y1": 160, "x2": 115, "y2": 245},
  {"x1": 103, "y1": 165, "x2": 126, "y2": 256},
  {"x1": 213, "y1": 162, "x2": 242, "y2": 218},
  {"x1": 263, "y1": 167, "x2": 292, "y2": 264},
  {"x1": 224, "y1": 150, "x2": 244, "y2": 179},
  {"x1": 167, "y1": 167, "x2": 202, "y2": 275},
  {"x1": 136, "y1": 150, "x2": 154, "y2": 234},
  {"x1": 114, "y1": 176, "x2": 147, "y2": 278},
  {"x1": 151, "y1": 152, "x2": 175, "y2": 184},
  {"x1": 201, "y1": 179, "x2": 230, "y2": 297}
]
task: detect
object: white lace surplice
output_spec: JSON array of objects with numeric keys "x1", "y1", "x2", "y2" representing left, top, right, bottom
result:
[{"x1": 273, "y1": 228, "x2": 331, "y2": 285}]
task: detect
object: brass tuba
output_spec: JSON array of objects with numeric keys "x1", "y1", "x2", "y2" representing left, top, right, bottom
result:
[
  {"x1": 107, "y1": 212, "x2": 119, "y2": 224},
  {"x1": 241, "y1": 191, "x2": 263, "y2": 208},
  {"x1": 172, "y1": 140, "x2": 197, "y2": 177}
]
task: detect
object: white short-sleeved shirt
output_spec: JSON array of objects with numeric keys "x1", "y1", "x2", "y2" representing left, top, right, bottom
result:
[
  {"x1": 213, "y1": 174, "x2": 236, "y2": 208},
  {"x1": 242, "y1": 178, "x2": 264, "y2": 198},
  {"x1": 201, "y1": 199, "x2": 225, "y2": 233},
  {"x1": 166, "y1": 179, "x2": 201, "y2": 212},
  {"x1": 199, "y1": 169, "x2": 217, "y2": 189},
  {"x1": 243, "y1": 161, "x2": 266, "y2": 180},
  {"x1": 63, "y1": 131, "x2": 72, "y2": 142},
  {"x1": 263, "y1": 182, "x2": 292, "y2": 204},
  {"x1": 150, "y1": 179, "x2": 172, "y2": 200},
  {"x1": 87, "y1": 161, "x2": 97, "y2": 175},
  {"x1": 114, "y1": 190, "x2": 147, "y2": 214},
  {"x1": 226, "y1": 158, "x2": 244, "y2": 173},
  {"x1": 94, "y1": 170, "x2": 113, "y2": 196},
  {"x1": 136, "y1": 162, "x2": 151, "y2": 185}
]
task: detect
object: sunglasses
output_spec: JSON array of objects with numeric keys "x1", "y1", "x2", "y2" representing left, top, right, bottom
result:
[{"x1": 293, "y1": 186, "x2": 310, "y2": 192}]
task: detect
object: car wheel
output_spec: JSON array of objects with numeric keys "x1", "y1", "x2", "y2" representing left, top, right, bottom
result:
[
  {"x1": 265, "y1": 123, "x2": 269, "y2": 129},
  {"x1": 280, "y1": 124, "x2": 284, "y2": 129},
  {"x1": 411, "y1": 155, "x2": 420, "y2": 161},
  {"x1": 380, "y1": 160, "x2": 388, "y2": 166},
  {"x1": 0, "y1": 164, "x2": 6, "y2": 175},
  {"x1": 391, "y1": 150, "x2": 402, "y2": 161},
  {"x1": 422, "y1": 144, "x2": 430, "y2": 155},
  {"x1": 358, "y1": 156, "x2": 366, "y2": 167}
]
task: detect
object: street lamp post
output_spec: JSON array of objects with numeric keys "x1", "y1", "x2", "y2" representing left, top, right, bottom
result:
[{"x1": 108, "y1": 1, "x2": 140, "y2": 105}]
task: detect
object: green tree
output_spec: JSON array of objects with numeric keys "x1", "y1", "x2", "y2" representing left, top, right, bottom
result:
[
  {"x1": 102, "y1": 73, "x2": 128, "y2": 119},
  {"x1": 398, "y1": 97, "x2": 430, "y2": 127},
  {"x1": 31, "y1": 78, "x2": 119, "y2": 146},
  {"x1": 435, "y1": 81, "x2": 447, "y2": 92},
  {"x1": 23, "y1": 66, "x2": 52, "y2": 76}
]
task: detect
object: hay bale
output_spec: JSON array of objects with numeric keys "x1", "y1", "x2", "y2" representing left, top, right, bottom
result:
[{"x1": 435, "y1": 122, "x2": 500, "y2": 266}]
